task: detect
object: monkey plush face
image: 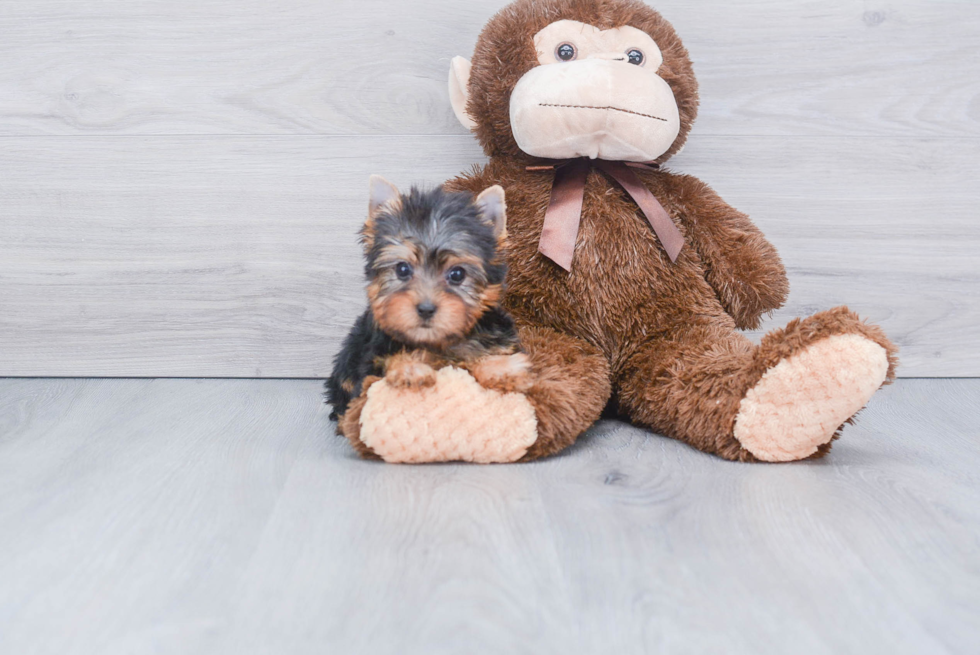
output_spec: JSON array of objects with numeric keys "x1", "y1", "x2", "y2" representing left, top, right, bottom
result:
[
  {"x1": 509, "y1": 20, "x2": 680, "y2": 162},
  {"x1": 449, "y1": 0, "x2": 698, "y2": 163}
]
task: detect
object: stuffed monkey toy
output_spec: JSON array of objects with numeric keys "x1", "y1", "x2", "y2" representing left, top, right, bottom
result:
[{"x1": 337, "y1": 0, "x2": 898, "y2": 463}]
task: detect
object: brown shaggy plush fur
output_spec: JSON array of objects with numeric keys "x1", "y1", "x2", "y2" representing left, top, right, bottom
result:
[
  {"x1": 467, "y1": 0, "x2": 699, "y2": 163},
  {"x1": 438, "y1": 0, "x2": 897, "y2": 461},
  {"x1": 515, "y1": 325, "x2": 612, "y2": 460}
]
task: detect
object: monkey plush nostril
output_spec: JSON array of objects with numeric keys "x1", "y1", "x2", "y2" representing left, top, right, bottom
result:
[{"x1": 416, "y1": 301, "x2": 437, "y2": 321}]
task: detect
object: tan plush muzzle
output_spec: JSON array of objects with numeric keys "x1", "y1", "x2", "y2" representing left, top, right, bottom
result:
[{"x1": 509, "y1": 58, "x2": 681, "y2": 162}]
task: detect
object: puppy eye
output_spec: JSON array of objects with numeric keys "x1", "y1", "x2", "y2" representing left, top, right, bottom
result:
[
  {"x1": 555, "y1": 43, "x2": 577, "y2": 62},
  {"x1": 447, "y1": 267, "x2": 467, "y2": 285},
  {"x1": 395, "y1": 262, "x2": 413, "y2": 281},
  {"x1": 627, "y1": 49, "x2": 644, "y2": 65}
]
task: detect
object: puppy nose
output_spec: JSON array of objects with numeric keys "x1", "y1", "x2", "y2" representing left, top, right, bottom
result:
[{"x1": 416, "y1": 301, "x2": 437, "y2": 320}]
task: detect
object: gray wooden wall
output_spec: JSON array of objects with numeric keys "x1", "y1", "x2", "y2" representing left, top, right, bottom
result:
[{"x1": 1, "y1": 0, "x2": 976, "y2": 378}]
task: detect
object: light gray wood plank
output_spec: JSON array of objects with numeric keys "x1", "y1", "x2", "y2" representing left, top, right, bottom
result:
[
  {"x1": 0, "y1": 378, "x2": 977, "y2": 654},
  {"x1": 0, "y1": 378, "x2": 326, "y2": 655},
  {"x1": 0, "y1": 135, "x2": 976, "y2": 377},
  {"x1": 678, "y1": 136, "x2": 980, "y2": 372},
  {"x1": 0, "y1": 0, "x2": 976, "y2": 138},
  {"x1": 0, "y1": 135, "x2": 485, "y2": 377}
]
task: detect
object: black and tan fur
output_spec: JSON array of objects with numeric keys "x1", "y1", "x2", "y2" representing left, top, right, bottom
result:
[{"x1": 326, "y1": 182, "x2": 527, "y2": 423}]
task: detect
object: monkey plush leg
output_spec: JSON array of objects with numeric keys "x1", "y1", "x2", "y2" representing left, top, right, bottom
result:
[
  {"x1": 515, "y1": 325, "x2": 612, "y2": 461},
  {"x1": 615, "y1": 307, "x2": 897, "y2": 462},
  {"x1": 341, "y1": 325, "x2": 611, "y2": 463}
]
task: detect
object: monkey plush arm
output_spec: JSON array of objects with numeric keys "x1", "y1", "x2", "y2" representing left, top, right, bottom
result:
[{"x1": 666, "y1": 174, "x2": 789, "y2": 330}]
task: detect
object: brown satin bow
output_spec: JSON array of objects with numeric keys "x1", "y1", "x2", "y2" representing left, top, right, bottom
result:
[{"x1": 527, "y1": 158, "x2": 685, "y2": 272}]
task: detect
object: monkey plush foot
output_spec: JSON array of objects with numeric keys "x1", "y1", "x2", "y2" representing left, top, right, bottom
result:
[
  {"x1": 734, "y1": 334, "x2": 890, "y2": 462},
  {"x1": 357, "y1": 367, "x2": 538, "y2": 464}
]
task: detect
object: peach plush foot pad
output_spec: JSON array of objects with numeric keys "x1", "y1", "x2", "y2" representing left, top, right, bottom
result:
[
  {"x1": 734, "y1": 334, "x2": 890, "y2": 462},
  {"x1": 358, "y1": 366, "x2": 538, "y2": 463}
]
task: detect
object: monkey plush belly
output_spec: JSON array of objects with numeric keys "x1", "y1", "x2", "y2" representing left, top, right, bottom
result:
[
  {"x1": 473, "y1": 166, "x2": 733, "y2": 358},
  {"x1": 570, "y1": 180, "x2": 727, "y2": 306}
]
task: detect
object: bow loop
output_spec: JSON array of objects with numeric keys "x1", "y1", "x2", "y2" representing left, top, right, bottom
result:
[{"x1": 527, "y1": 158, "x2": 684, "y2": 272}]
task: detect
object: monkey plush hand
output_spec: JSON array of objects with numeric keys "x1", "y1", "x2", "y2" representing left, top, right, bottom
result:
[{"x1": 347, "y1": 0, "x2": 897, "y2": 464}]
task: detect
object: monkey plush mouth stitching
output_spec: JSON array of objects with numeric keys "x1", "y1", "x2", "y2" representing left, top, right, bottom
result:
[{"x1": 538, "y1": 103, "x2": 669, "y2": 122}]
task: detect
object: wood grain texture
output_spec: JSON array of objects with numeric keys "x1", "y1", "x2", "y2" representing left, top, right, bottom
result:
[
  {"x1": 0, "y1": 0, "x2": 977, "y2": 376},
  {"x1": 0, "y1": 0, "x2": 976, "y2": 138},
  {"x1": 0, "y1": 378, "x2": 977, "y2": 654},
  {"x1": 1, "y1": 135, "x2": 975, "y2": 377}
]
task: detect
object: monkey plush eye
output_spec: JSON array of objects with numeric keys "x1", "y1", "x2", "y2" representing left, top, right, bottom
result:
[
  {"x1": 627, "y1": 49, "x2": 644, "y2": 65},
  {"x1": 395, "y1": 262, "x2": 413, "y2": 281},
  {"x1": 447, "y1": 267, "x2": 467, "y2": 285},
  {"x1": 555, "y1": 43, "x2": 577, "y2": 62}
]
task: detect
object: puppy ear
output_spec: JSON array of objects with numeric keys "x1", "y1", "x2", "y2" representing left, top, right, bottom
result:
[
  {"x1": 476, "y1": 185, "x2": 507, "y2": 239},
  {"x1": 368, "y1": 175, "x2": 401, "y2": 216},
  {"x1": 449, "y1": 57, "x2": 477, "y2": 132}
]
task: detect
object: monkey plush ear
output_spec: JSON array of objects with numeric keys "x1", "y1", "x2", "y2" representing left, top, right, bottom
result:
[
  {"x1": 476, "y1": 185, "x2": 507, "y2": 239},
  {"x1": 368, "y1": 175, "x2": 401, "y2": 215},
  {"x1": 449, "y1": 57, "x2": 478, "y2": 132}
]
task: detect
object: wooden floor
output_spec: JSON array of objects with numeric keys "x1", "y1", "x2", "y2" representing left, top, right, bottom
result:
[{"x1": 0, "y1": 378, "x2": 977, "y2": 654}]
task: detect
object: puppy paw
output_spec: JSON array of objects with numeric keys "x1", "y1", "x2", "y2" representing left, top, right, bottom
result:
[
  {"x1": 470, "y1": 353, "x2": 532, "y2": 392},
  {"x1": 385, "y1": 357, "x2": 437, "y2": 389}
]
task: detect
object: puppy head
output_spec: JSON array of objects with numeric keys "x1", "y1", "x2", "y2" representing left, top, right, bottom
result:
[{"x1": 362, "y1": 176, "x2": 507, "y2": 348}]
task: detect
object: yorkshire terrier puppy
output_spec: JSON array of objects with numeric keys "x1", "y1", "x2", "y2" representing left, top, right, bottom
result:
[{"x1": 326, "y1": 175, "x2": 530, "y2": 422}]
